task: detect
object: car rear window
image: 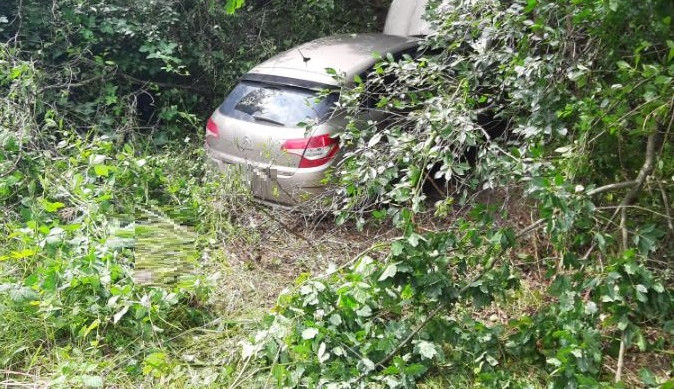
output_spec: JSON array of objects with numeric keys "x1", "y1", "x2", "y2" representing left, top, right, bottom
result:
[{"x1": 219, "y1": 82, "x2": 337, "y2": 127}]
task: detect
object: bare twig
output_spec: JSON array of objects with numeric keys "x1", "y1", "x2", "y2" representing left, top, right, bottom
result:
[
  {"x1": 658, "y1": 181, "x2": 674, "y2": 233},
  {"x1": 252, "y1": 202, "x2": 319, "y2": 254},
  {"x1": 38, "y1": 73, "x2": 105, "y2": 92},
  {"x1": 615, "y1": 332, "x2": 626, "y2": 383},
  {"x1": 596, "y1": 205, "x2": 673, "y2": 220}
]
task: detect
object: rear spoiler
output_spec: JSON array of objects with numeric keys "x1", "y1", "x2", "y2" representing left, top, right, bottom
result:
[{"x1": 241, "y1": 73, "x2": 338, "y2": 92}]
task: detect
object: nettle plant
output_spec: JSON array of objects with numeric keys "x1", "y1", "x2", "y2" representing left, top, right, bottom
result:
[{"x1": 244, "y1": 0, "x2": 673, "y2": 387}]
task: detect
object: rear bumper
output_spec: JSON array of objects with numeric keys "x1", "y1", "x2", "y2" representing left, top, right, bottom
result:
[{"x1": 205, "y1": 143, "x2": 329, "y2": 205}]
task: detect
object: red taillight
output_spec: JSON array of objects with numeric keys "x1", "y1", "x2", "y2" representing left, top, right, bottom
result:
[
  {"x1": 206, "y1": 118, "x2": 219, "y2": 138},
  {"x1": 281, "y1": 134, "x2": 339, "y2": 168}
]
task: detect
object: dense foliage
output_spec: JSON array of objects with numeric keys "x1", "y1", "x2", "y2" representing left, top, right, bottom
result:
[
  {"x1": 247, "y1": 0, "x2": 674, "y2": 387},
  {"x1": 0, "y1": 0, "x2": 381, "y2": 386},
  {"x1": 1, "y1": 0, "x2": 672, "y2": 388}
]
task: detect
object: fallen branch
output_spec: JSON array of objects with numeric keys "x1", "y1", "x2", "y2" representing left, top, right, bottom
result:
[{"x1": 357, "y1": 218, "x2": 546, "y2": 379}]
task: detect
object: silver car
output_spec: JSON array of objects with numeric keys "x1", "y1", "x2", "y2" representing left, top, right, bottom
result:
[{"x1": 205, "y1": 33, "x2": 420, "y2": 205}]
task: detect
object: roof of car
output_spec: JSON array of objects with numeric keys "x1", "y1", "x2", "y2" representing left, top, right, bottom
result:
[{"x1": 245, "y1": 33, "x2": 421, "y2": 89}]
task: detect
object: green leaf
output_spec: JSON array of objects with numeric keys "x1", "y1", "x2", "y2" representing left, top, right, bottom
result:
[
  {"x1": 94, "y1": 164, "x2": 110, "y2": 177},
  {"x1": 546, "y1": 357, "x2": 562, "y2": 367},
  {"x1": 391, "y1": 241, "x2": 404, "y2": 256},
  {"x1": 415, "y1": 340, "x2": 438, "y2": 360},
  {"x1": 378, "y1": 263, "x2": 397, "y2": 281},
  {"x1": 225, "y1": 0, "x2": 245, "y2": 14},
  {"x1": 635, "y1": 284, "x2": 648, "y2": 303},
  {"x1": 584, "y1": 301, "x2": 598, "y2": 315},
  {"x1": 113, "y1": 305, "x2": 129, "y2": 324},
  {"x1": 10, "y1": 248, "x2": 37, "y2": 259},
  {"x1": 638, "y1": 368, "x2": 658, "y2": 386},
  {"x1": 301, "y1": 328, "x2": 318, "y2": 340},
  {"x1": 524, "y1": 0, "x2": 537, "y2": 13},
  {"x1": 41, "y1": 199, "x2": 65, "y2": 212},
  {"x1": 317, "y1": 342, "x2": 329, "y2": 363},
  {"x1": 79, "y1": 319, "x2": 100, "y2": 338},
  {"x1": 407, "y1": 233, "x2": 422, "y2": 247},
  {"x1": 404, "y1": 363, "x2": 428, "y2": 376},
  {"x1": 80, "y1": 375, "x2": 103, "y2": 388},
  {"x1": 616, "y1": 60, "x2": 632, "y2": 70},
  {"x1": 271, "y1": 364, "x2": 286, "y2": 386},
  {"x1": 328, "y1": 314, "x2": 342, "y2": 326}
]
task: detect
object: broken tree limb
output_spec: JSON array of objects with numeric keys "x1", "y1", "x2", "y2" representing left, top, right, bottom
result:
[{"x1": 357, "y1": 218, "x2": 546, "y2": 380}]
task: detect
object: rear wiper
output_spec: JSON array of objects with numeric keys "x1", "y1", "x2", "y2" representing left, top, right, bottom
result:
[{"x1": 252, "y1": 113, "x2": 285, "y2": 126}]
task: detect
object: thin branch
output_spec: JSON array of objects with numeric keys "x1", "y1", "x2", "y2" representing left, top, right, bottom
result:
[
  {"x1": 0, "y1": 151, "x2": 22, "y2": 178},
  {"x1": 658, "y1": 181, "x2": 674, "y2": 233},
  {"x1": 619, "y1": 131, "x2": 664, "y2": 249},
  {"x1": 615, "y1": 332, "x2": 626, "y2": 383},
  {"x1": 38, "y1": 73, "x2": 105, "y2": 92},
  {"x1": 587, "y1": 181, "x2": 637, "y2": 196},
  {"x1": 252, "y1": 202, "x2": 319, "y2": 254},
  {"x1": 596, "y1": 205, "x2": 673, "y2": 220}
]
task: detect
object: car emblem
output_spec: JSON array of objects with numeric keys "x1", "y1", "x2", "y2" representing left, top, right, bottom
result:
[{"x1": 237, "y1": 136, "x2": 254, "y2": 151}]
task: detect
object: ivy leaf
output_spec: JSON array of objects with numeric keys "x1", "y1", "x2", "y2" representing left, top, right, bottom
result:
[
  {"x1": 378, "y1": 263, "x2": 398, "y2": 281},
  {"x1": 391, "y1": 241, "x2": 404, "y2": 256},
  {"x1": 407, "y1": 233, "x2": 422, "y2": 247},
  {"x1": 358, "y1": 357, "x2": 375, "y2": 373},
  {"x1": 301, "y1": 328, "x2": 318, "y2": 340},
  {"x1": 635, "y1": 284, "x2": 648, "y2": 303},
  {"x1": 368, "y1": 133, "x2": 383, "y2": 148},
  {"x1": 113, "y1": 305, "x2": 130, "y2": 324},
  {"x1": 317, "y1": 342, "x2": 330, "y2": 363},
  {"x1": 414, "y1": 340, "x2": 438, "y2": 360}
]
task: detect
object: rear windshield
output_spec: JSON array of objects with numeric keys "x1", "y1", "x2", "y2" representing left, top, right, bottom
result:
[{"x1": 218, "y1": 82, "x2": 337, "y2": 127}]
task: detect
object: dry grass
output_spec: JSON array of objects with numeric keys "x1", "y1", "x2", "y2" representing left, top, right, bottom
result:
[{"x1": 204, "y1": 207, "x2": 398, "y2": 315}]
